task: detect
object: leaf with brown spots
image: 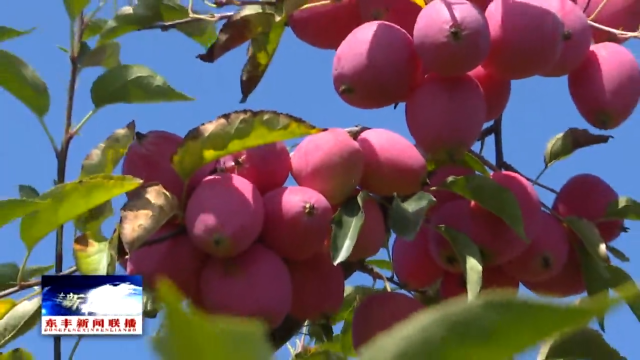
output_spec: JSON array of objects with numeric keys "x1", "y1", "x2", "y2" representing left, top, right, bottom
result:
[
  {"x1": 119, "y1": 183, "x2": 179, "y2": 253},
  {"x1": 196, "y1": 5, "x2": 277, "y2": 63},
  {"x1": 240, "y1": 18, "x2": 286, "y2": 103},
  {"x1": 544, "y1": 128, "x2": 613, "y2": 169},
  {"x1": 171, "y1": 110, "x2": 323, "y2": 180}
]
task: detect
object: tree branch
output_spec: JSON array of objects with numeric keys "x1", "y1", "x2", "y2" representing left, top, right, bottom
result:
[
  {"x1": 493, "y1": 114, "x2": 505, "y2": 168},
  {"x1": 0, "y1": 267, "x2": 78, "y2": 299}
]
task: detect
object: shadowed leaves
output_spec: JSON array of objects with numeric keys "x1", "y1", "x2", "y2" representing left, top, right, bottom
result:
[
  {"x1": 119, "y1": 183, "x2": 180, "y2": 253},
  {"x1": 17, "y1": 185, "x2": 39, "y2": 200},
  {"x1": 438, "y1": 174, "x2": 527, "y2": 242},
  {"x1": 0, "y1": 199, "x2": 47, "y2": 230},
  {"x1": 0, "y1": 348, "x2": 35, "y2": 360},
  {"x1": 387, "y1": 191, "x2": 436, "y2": 241},
  {"x1": 79, "y1": 41, "x2": 122, "y2": 69},
  {"x1": 538, "y1": 327, "x2": 625, "y2": 360},
  {"x1": 240, "y1": 18, "x2": 286, "y2": 103},
  {"x1": 197, "y1": 5, "x2": 277, "y2": 63},
  {"x1": 330, "y1": 192, "x2": 367, "y2": 265},
  {"x1": 171, "y1": 110, "x2": 322, "y2": 180},
  {"x1": 0, "y1": 263, "x2": 53, "y2": 291},
  {"x1": 0, "y1": 50, "x2": 50, "y2": 119},
  {"x1": 544, "y1": 128, "x2": 613, "y2": 169},
  {"x1": 90, "y1": 64, "x2": 193, "y2": 108}
]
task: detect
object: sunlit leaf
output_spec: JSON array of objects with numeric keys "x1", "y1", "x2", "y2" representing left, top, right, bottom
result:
[
  {"x1": 153, "y1": 279, "x2": 273, "y2": 360},
  {"x1": 159, "y1": 2, "x2": 217, "y2": 48},
  {"x1": 0, "y1": 296, "x2": 41, "y2": 348},
  {"x1": 171, "y1": 110, "x2": 322, "y2": 180},
  {"x1": 0, "y1": 300, "x2": 16, "y2": 321},
  {"x1": 358, "y1": 290, "x2": 623, "y2": 360},
  {"x1": 0, "y1": 50, "x2": 50, "y2": 118},
  {"x1": 605, "y1": 196, "x2": 640, "y2": 221},
  {"x1": 0, "y1": 199, "x2": 47, "y2": 230},
  {"x1": 606, "y1": 265, "x2": 640, "y2": 325},
  {"x1": 63, "y1": 0, "x2": 90, "y2": 20},
  {"x1": 20, "y1": 175, "x2": 142, "y2": 250},
  {"x1": 365, "y1": 259, "x2": 392, "y2": 272},
  {"x1": 0, "y1": 347, "x2": 34, "y2": 360},
  {"x1": 73, "y1": 232, "x2": 110, "y2": 275},
  {"x1": 90, "y1": 64, "x2": 194, "y2": 109},
  {"x1": 564, "y1": 217, "x2": 609, "y2": 277},
  {"x1": 0, "y1": 26, "x2": 35, "y2": 42},
  {"x1": 83, "y1": 18, "x2": 108, "y2": 40}
]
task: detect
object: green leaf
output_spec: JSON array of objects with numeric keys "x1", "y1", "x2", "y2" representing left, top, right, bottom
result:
[
  {"x1": 83, "y1": 18, "x2": 108, "y2": 40},
  {"x1": 460, "y1": 152, "x2": 490, "y2": 176},
  {"x1": 435, "y1": 225, "x2": 483, "y2": 300},
  {"x1": 438, "y1": 174, "x2": 527, "y2": 242},
  {"x1": 307, "y1": 320, "x2": 334, "y2": 343},
  {"x1": 75, "y1": 121, "x2": 136, "y2": 233},
  {"x1": 159, "y1": 2, "x2": 217, "y2": 48},
  {"x1": 0, "y1": 348, "x2": 35, "y2": 360},
  {"x1": 196, "y1": 5, "x2": 277, "y2": 63},
  {"x1": 605, "y1": 196, "x2": 640, "y2": 221},
  {"x1": 80, "y1": 120, "x2": 136, "y2": 178},
  {"x1": 17, "y1": 186, "x2": 39, "y2": 200},
  {"x1": 0, "y1": 296, "x2": 41, "y2": 348},
  {"x1": 171, "y1": 110, "x2": 322, "y2": 180},
  {"x1": 366, "y1": 259, "x2": 392, "y2": 272},
  {"x1": 79, "y1": 41, "x2": 121, "y2": 69},
  {"x1": 331, "y1": 285, "x2": 380, "y2": 324},
  {"x1": 607, "y1": 244, "x2": 630, "y2": 262},
  {"x1": 73, "y1": 232, "x2": 110, "y2": 275},
  {"x1": 538, "y1": 327, "x2": 625, "y2": 360},
  {"x1": 239, "y1": 18, "x2": 285, "y2": 103},
  {"x1": 575, "y1": 243, "x2": 609, "y2": 331},
  {"x1": 0, "y1": 199, "x2": 47, "y2": 230},
  {"x1": 0, "y1": 300, "x2": 15, "y2": 321},
  {"x1": 331, "y1": 192, "x2": 367, "y2": 265},
  {"x1": 564, "y1": 217, "x2": 609, "y2": 277},
  {"x1": 0, "y1": 26, "x2": 35, "y2": 42},
  {"x1": 387, "y1": 191, "x2": 436, "y2": 241},
  {"x1": 90, "y1": 64, "x2": 193, "y2": 108},
  {"x1": 20, "y1": 174, "x2": 142, "y2": 250},
  {"x1": 0, "y1": 50, "x2": 50, "y2": 118},
  {"x1": 153, "y1": 279, "x2": 274, "y2": 360},
  {"x1": 543, "y1": 128, "x2": 613, "y2": 169},
  {"x1": 63, "y1": 0, "x2": 90, "y2": 20},
  {"x1": 98, "y1": 5, "x2": 161, "y2": 45},
  {"x1": 357, "y1": 290, "x2": 623, "y2": 360},
  {"x1": 0, "y1": 263, "x2": 53, "y2": 291},
  {"x1": 606, "y1": 265, "x2": 640, "y2": 325},
  {"x1": 340, "y1": 316, "x2": 357, "y2": 357}
]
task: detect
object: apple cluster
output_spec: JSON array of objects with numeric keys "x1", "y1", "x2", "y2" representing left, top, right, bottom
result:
[{"x1": 116, "y1": 0, "x2": 638, "y2": 352}]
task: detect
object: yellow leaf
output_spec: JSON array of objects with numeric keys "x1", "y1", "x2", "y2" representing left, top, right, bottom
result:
[
  {"x1": 73, "y1": 232, "x2": 110, "y2": 275},
  {"x1": 20, "y1": 174, "x2": 142, "y2": 250},
  {"x1": 0, "y1": 300, "x2": 16, "y2": 320},
  {"x1": 171, "y1": 110, "x2": 323, "y2": 180}
]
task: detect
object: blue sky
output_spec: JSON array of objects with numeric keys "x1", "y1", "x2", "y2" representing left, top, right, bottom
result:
[{"x1": 1, "y1": 1, "x2": 639, "y2": 359}]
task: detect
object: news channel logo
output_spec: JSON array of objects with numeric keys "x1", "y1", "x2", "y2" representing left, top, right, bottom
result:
[{"x1": 41, "y1": 275, "x2": 144, "y2": 335}]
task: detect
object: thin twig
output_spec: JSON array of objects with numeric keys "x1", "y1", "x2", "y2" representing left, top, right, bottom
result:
[
  {"x1": 476, "y1": 123, "x2": 495, "y2": 142},
  {"x1": 500, "y1": 162, "x2": 559, "y2": 195},
  {"x1": 588, "y1": 21, "x2": 640, "y2": 38},
  {"x1": 0, "y1": 267, "x2": 78, "y2": 299},
  {"x1": 493, "y1": 114, "x2": 505, "y2": 168}
]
